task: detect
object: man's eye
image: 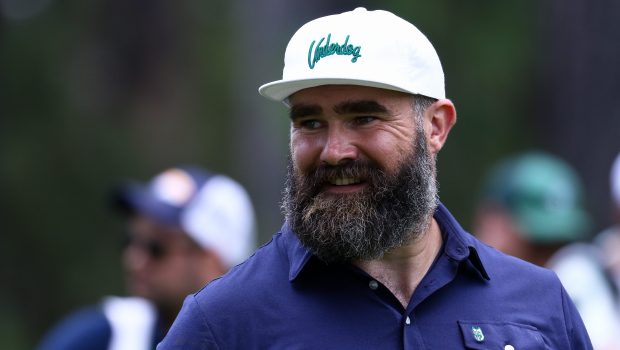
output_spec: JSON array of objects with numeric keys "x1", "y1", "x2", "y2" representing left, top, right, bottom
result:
[
  {"x1": 353, "y1": 116, "x2": 376, "y2": 125},
  {"x1": 299, "y1": 120, "x2": 322, "y2": 129}
]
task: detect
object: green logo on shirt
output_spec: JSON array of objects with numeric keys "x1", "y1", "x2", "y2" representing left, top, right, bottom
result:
[
  {"x1": 472, "y1": 326, "x2": 485, "y2": 342},
  {"x1": 307, "y1": 34, "x2": 362, "y2": 69}
]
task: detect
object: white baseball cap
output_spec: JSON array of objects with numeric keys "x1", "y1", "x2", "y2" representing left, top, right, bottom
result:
[
  {"x1": 113, "y1": 166, "x2": 257, "y2": 267},
  {"x1": 259, "y1": 7, "x2": 445, "y2": 103}
]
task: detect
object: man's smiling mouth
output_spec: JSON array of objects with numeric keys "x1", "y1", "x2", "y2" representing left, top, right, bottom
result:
[{"x1": 328, "y1": 177, "x2": 362, "y2": 186}]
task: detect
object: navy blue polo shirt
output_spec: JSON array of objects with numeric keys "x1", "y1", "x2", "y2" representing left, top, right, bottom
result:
[{"x1": 158, "y1": 203, "x2": 592, "y2": 349}]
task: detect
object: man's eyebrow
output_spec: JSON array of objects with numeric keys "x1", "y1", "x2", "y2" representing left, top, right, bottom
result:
[
  {"x1": 333, "y1": 100, "x2": 390, "y2": 115},
  {"x1": 289, "y1": 104, "x2": 323, "y2": 121}
]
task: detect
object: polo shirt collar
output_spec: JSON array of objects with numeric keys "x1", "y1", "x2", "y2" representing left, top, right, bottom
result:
[
  {"x1": 435, "y1": 203, "x2": 490, "y2": 281},
  {"x1": 284, "y1": 202, "x2": 490, "y2": 282},
  {"x1": 282, "y1": 222, "x2": 314, "y2": 281}
]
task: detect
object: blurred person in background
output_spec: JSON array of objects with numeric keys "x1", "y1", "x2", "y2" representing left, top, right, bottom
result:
[
  {"x1": 473, "y1": 151, "x2": 620, "y2": 350},
  {"x1": 595, "y1": 153, "x2": 620, "y2": 303},
  {"x1": 37, "y1": 166, "x2": 257, "y2": 350}
]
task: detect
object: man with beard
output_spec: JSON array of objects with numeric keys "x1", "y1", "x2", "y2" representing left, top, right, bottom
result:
[{"x1": 158, "y1": 8, "x2": 592, "y2": 349}]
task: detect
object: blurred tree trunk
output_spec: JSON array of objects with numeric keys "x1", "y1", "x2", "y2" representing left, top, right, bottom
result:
[{"x1": 539, "y1": 0, "x2": 620, "y2": 230}]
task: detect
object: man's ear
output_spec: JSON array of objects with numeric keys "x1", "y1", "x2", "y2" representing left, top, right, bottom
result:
[{"x1": 425, "y1": 99, "x2": 457, "y2": 154}]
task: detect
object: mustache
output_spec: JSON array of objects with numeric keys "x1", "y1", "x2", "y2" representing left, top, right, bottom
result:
[{"x1": 297, "y1": 160, "x2": 386, "y2": 196}]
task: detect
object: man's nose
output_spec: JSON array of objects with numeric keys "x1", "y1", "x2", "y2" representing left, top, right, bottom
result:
[
  {"x1": 123, "y1": 245, "x2": 149, "y2": 272},
  {"x1": 320, "y1": 126, "x2": 358, "y2": 166}
]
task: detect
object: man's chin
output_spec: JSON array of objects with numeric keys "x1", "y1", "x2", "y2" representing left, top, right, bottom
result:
[{"x1": 126, "y1": 280, "x2": 152, "y2": 298}]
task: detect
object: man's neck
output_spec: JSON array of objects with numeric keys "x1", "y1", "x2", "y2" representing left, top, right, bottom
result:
[{"x1": 354, "y1": 218, "x2": 443, "y2": 308}]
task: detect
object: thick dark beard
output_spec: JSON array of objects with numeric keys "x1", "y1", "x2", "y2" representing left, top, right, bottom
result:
[{"x1": 281, "y1": 127, "x2": 438, "y2": 264}]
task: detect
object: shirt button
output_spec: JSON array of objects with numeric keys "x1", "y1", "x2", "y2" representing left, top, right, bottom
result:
[
  {"x1": 405, "y1": 316, "x2": 411, "y2": 325},
  {"x1": 368, "y1": 280, "x2": 379, "y2": 290},
  {"x1": 504, "y1": 345, "x2": 515, "y2": 350}
]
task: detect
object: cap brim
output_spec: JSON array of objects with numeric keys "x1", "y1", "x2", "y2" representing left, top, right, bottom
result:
[
  {"x1": 259, "y1": 77, "x2": 417, "y2": 104},
  {"x1": 111, "y1": 183, "x2": 181, "y2": 226},
  {"x1": 517, "y1": 207, "x2": 591, "y2": 243}
]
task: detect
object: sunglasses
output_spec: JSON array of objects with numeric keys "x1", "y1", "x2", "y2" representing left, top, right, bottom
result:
[{"x1": 124, "y1": 236, "x2": 167, "y2": 260}]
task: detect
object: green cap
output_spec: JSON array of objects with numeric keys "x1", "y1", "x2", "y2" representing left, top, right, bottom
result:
[{"x1": 481, "y1": 152, "x2": 591, "y2": 243}]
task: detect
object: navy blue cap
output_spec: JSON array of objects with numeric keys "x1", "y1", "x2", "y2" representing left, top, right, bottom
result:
[
  {"x1": 112, "y1": 166, "x2": 212, "y2": 227},
  {"x1": 111, "y1": 166, "x2": 258, "y2": 266}
]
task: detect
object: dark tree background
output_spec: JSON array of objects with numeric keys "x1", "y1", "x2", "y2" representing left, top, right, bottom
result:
[
  {"x1": 538, "y1": 0, "x2": 620, "y2": 226},
  {"x1": 1, "y1": 1, "x2": 618, "y2": 348}
]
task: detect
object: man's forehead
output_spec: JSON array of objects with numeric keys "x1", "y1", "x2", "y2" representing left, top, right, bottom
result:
[
  {"x1": 288, "y1": 85, "x2": 412, "y2": 116},
  {"x1": 289, "y1": 100, "x2": 392, "y2": 121},
  {"x1": 290, "y1": 84, "x2": 411, "y2": 101},
  {"x1": 129, "y1": 215, "x2": 186, "y2": 239}
]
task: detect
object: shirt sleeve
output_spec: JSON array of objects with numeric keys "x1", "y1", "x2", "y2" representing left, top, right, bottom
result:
[
  {"x1": 36, "y1": 306, "x2": 111, "y2": 350},
  {"x1": 157, "y1": 295, "x2": 219, "y2": 350},
  {"x1": 561, "y1": 285, "x2": 594, "y2": 350}
]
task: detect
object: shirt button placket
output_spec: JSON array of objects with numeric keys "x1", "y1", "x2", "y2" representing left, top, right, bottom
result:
[{"x1": 402, "y1": 314, "x2": 424, "y2": 349}]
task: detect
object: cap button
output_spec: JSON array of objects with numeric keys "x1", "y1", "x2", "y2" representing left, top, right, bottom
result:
[{"x1": 353, "y1": 7, "x2": 367, "y2": 12}]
